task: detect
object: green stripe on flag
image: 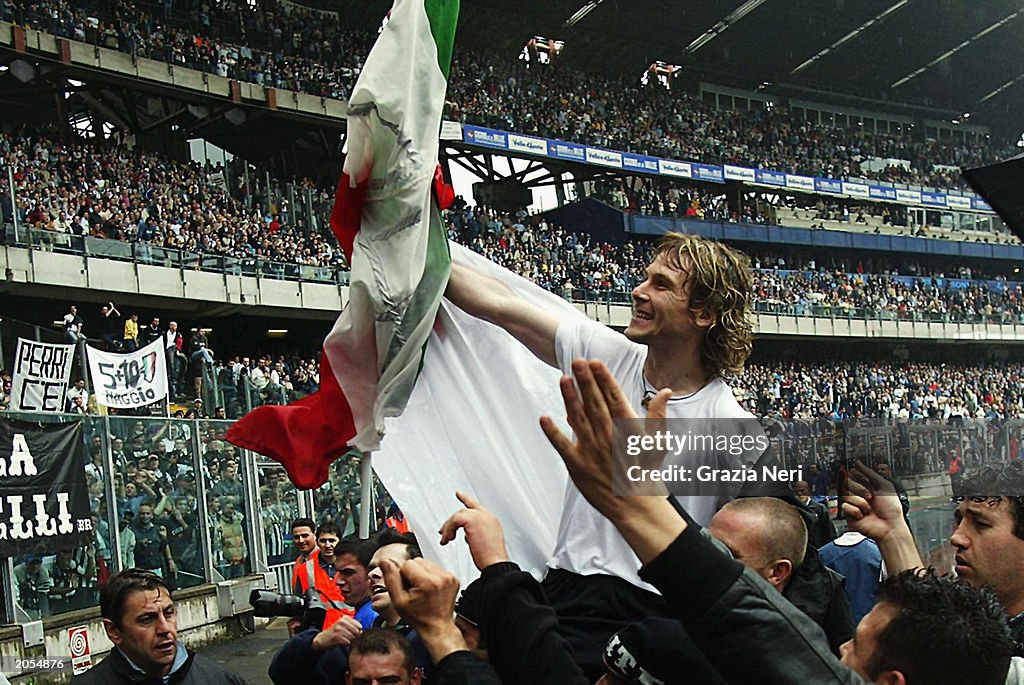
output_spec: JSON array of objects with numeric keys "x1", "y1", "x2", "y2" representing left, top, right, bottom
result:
[{"x1": 424, "y1": 0, "x2": 459, "y2": 80}]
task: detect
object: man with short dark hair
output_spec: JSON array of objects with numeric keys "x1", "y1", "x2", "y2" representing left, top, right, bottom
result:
[
  {"x1": 347, "y1": 628, "x2": 421, "y2": 685},
  {"x1": 290, "y1": 518, "x2": 318, "y2": 604},
  {"x1": 335, "y1": 538, "x2": 378, "y2": 629},
  {"x1": 846, "y1": 459, "x2": 1024, "y2": 656},
  {"x1": 367, "y1": 530, "x2": 422, "y2": 630},
  {"x1": 143, "y1": 317, "x2": 163, "y2": 347},
  {"x1": 316, "y1": 523, "x2": 342, "y2": 577},
  {"x1": 72, "y1": 569, "x2": 248, "y2": 683},
  {"x1": 63, "y1": 304, "x2": 83, "y2": 343}
]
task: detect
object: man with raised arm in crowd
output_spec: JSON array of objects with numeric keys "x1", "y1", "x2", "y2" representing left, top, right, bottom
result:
[
  {"x1": 845, "y1": 457, "x2": 1024, "y2": 656},
  {"x1": 445, "y1": 231, "x2": 763, "y2": 676}
]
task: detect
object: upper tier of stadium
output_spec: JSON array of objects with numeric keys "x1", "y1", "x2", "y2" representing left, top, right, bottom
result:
[{"x1": 4, "y1": 0, "x2": 1020, "y2": 194}]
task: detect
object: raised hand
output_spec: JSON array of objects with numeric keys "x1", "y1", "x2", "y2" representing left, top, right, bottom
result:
[
  {"x1": 312, "y1": 615, "x2": 362, "y2": 652},
  {"x1": 438, "y1": 491, "x2": 509, "y2": 571},
  {"x1": 842, "y1": 460, "x2": 905, "y2": 543},
  {"x1": 539, "y1": 359, "x2": 670, "y2": 517},
  {"x1": 843, "y1": 460, "x2": 924, "y2": 573},
  {"x1": 380, "y1": 557, "x2": 467, "y2": 663}
]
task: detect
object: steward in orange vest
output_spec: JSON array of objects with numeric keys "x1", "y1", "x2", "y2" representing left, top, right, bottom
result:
[{"x1": 290, "y1": 521, "x2": 353, "y2": 630}]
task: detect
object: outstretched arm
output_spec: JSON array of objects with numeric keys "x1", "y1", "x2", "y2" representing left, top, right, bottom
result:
[
  {"x1": 438, "y1": 491, "x2": 588, "y2": 685},
  {"x1": 446, "y1": 263, "x2": 560, "y2": 368}
]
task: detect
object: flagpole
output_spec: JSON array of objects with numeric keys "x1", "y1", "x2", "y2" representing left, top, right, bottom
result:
[{"x1": 359, "y1": 452, "x2": 372, "y2": 539}]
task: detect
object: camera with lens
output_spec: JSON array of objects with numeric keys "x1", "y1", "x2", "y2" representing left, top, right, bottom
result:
[{"x1": 249, "y1": 588, "x2": 328, "y2": 631}]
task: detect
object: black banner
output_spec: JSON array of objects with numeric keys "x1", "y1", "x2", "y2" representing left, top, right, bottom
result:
[{"x1": 0, "y1": 418, "x2": 92, "y2": 556}]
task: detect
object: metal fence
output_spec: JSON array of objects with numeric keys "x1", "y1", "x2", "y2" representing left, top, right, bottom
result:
[
  {"x1": 759, "y1": 415, "x2": 1023, "y2": 480},
  {"x1": 0, "y1": 411, "x2": 387, "y2": 626},
  {"x1": 3, "y1": 225, "x2": 349, "y2": 286}
]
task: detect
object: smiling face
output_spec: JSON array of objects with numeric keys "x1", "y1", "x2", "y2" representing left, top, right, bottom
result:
[
  {"x1": 626, "y1": 253, "x2": 710, "y2": 346},
  {"x1": 951, "y1": 498, "x2": 1024, "y2": 614},
  {"x1": 292, "y1": 525, "x2": 316, "y2": 555},
  {"x1": 104, "y1": 588, "x2": 178, "y2": 677}
]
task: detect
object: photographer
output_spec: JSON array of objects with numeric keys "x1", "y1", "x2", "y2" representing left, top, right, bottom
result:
[
  {"x1": 267, "y1": 530, "x2": 432, "y2": 685},
  {"x1": 268, "y1": 535, "x2": 371, "y2": 685}
]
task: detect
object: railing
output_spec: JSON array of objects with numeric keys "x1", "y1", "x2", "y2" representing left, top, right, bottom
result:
[
  {"x1": 2, "y1": 225, "x2": 349, "y2": 286},
  {"x1": 0, "y1": 411, "x2": 388, "y2": 624},
  {"x1": 7, "y1": 225, "x2": 1024, "y2": 328},
  {"x1": 762, "y1": 417, "x2": 1023, "y2": 480},
  {"x1": 569, "y1": 286, "x2": 1024, "y2": 326}
]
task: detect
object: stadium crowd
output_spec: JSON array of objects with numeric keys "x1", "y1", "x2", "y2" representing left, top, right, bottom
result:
[
  {"x1": 5, "y1": 0, "x2": 1020, "y2": 191},
  {"x1": 9, "y1": 117, "x2": 1021, "y2": 323},
  {"x1": 446, "y1": 205, "x2": 1024, "y2": 323},
  {"x1": 8, "y1": 234, "x2": 1024, "y2": 684},
  {"x1": 3, "y1": 124, "x2": 344, "y2": 269}
]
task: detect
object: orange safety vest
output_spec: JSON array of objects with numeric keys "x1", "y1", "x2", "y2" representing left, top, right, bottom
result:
[
  {"x1": 291, "y1": 548, "x2": 353, "y2": 629},
  {"x1": 385, "y1": 516, "x2": 411, "y2": 534}
]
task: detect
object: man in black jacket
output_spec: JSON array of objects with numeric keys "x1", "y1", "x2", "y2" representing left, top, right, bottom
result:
[
  {"x1": 72, "y1": 569, "x2": 248, "y2": 684},
  {"x1": 708, "y1": 496, "x2": 854, "y2": 654}
]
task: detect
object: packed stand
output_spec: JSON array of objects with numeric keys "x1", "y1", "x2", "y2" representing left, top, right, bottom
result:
[
  {"x1": 590, "y1": 177, "x2": 770, "y2": 223},
  {"x1": 734, "y1": 361, "x2": 1024, "y2": 474},
  {"x1": 5, "y1": 1, "x2": 1019, "y2": 191},
  {"x1": 3, "y1": 124, "x2": 345, "y2": 271},
  {"x1": 37, "y1": 301, "x2": 322, "y2": 419},
  {"x1": 4, "y1": 0, "x2": 373, "y2": 100},
  {"x1": 447, "y1": 204, "x2": 1024, "y2": 323}
]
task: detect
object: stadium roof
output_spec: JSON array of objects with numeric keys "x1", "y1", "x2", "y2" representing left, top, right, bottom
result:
[{"x1": 332, "y1": 0, "x2": 1023, "y2": 135}]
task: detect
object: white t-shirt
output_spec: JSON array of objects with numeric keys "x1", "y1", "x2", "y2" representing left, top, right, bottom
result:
[{"x1": 549, "y1": 317, "x2": 757, "y2": 592}]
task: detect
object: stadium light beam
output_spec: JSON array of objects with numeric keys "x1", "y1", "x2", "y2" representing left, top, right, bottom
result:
[
  {"x1": 790, "y1": 0, "x2": 910, "y2": 75},
  {"x1": 564, "y1": 0, "x2": 605, "y2": 28},
  {"x1": 977, "y1": 72, "x2": 1024, "y2": 104},
  {"x1": 891, "y1": 9, "x2": 1022, "y2": 89},
  {"x1": 684, "y1": 0, "x2": 770, "y2": 55}
]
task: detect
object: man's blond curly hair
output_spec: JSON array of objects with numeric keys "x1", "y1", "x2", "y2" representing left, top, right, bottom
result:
[{"x1": 654, "y1": 232, "x2": 754, "y2": 376}]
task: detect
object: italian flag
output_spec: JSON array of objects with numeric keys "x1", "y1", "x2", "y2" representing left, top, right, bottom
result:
[{"x1": 227, "y1": 0, "x2": 459, "y2": 489}]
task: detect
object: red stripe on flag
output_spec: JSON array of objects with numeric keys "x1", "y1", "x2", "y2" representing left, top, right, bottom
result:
[
  {"x1": 329, "y1": 171, "x2": 367, "y2": 263},
  {"x1": 225, "y1": 351, "x2": 356, "y2": 489},
  {"x1": 432, "y1": 164, "x2": 454, "y2": 210},
  {"x1": 229, "y1": 163, "x2": 449, "y2": 488}
]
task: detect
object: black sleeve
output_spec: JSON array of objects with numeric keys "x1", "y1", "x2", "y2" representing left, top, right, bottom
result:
[
  {"x1": 821, "y1": 572, "x2": 855, "y2": 655},
  {"x1": 478, "y1": 562, "x2": 588, "y2": 685},
  {"x1": 267, "y1": 629, "x2": 347, "y2": 685},
  {"x1": 432, "y1": 651, "x2": 504, "y2": 685},
  {"x1": 639, "y1": 524, "x2": 867, "y2": 685}
]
